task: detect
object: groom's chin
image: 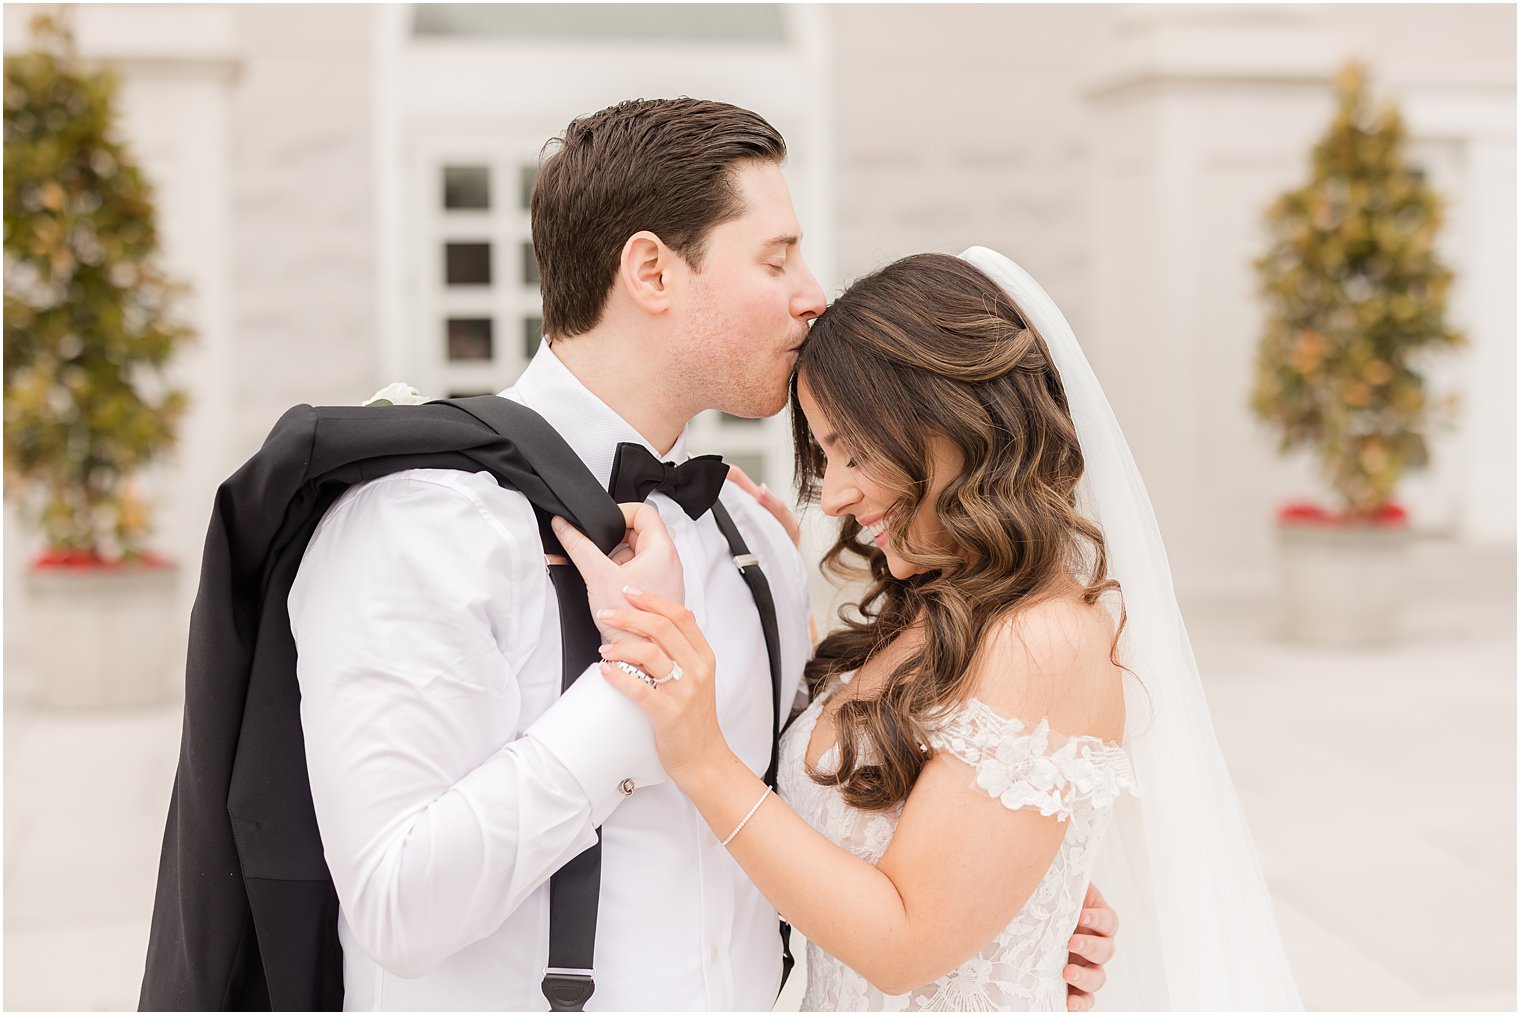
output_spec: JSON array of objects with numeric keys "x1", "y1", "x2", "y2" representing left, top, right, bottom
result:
[{"x1": 717, "y1": 390, "x2": 788, "y2": 421}]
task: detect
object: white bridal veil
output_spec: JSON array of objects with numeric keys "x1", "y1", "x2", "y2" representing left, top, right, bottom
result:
[{"x1": 957, "y1": 247, "x2": 1302, "y2": 1010}]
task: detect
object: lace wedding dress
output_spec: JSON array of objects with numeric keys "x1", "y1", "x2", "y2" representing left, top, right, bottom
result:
[{"x1": 777, "y1": 672, "x2": 1137, "y2": 1011}]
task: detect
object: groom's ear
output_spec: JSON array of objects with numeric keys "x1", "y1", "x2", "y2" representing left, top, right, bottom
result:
[{"x1": 619, "y1": 231, "x2": 675, "y2": 317}]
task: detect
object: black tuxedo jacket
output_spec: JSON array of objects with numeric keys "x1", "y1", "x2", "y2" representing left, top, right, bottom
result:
[{"x1": 139, "y1": 398, "x2": 625, "y2": 1011}]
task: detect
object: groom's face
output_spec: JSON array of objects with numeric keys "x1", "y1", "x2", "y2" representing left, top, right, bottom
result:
[{"x1": 669, "y1": 161, "x2": 826, "y2": 419}]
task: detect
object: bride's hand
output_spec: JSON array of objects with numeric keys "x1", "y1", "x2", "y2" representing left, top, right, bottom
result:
[
  {"x1": 594, "y1": 588, "x2": 734, "y2": 782},
  {"x1": 551, "y1": 504, "x2": 684, "y2": 644}
]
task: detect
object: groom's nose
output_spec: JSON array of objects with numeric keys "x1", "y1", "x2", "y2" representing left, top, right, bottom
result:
[{"x1": 792, "y1": 259, "x2": 827, "y2": 322}]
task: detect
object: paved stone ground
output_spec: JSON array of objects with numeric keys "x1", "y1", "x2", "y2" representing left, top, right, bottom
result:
[{"x1": 5, "y1": 539, "x2": 1514, "y2": 1011}]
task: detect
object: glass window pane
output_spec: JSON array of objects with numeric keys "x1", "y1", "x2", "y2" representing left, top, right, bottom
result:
[
  {"x1": 520, "y1": 165, "x2": 537, "y2": 210},
  {"x1": 522, "y1": 240, "x2": 539, "y2": 286},
  {"x1": 445, "y1": 242, "x2": 492, "y2": 285},
  {"x1": 522, "y1": 314, "x2": 544, "y2": 359},
  {"x1": 446, "y1": 317, "x2": 493, "y2": 361},
  {"x1": 443, "y1": 165, "x2": 490, "y2": 210}
]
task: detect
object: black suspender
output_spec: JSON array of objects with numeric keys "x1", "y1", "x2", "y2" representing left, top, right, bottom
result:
[
  {"x1": 709, "y1": 501, "x2": 785, "y2": 789},
  {"x1": 540, "y1": 558, "x2": 606, "y2": 1012}
]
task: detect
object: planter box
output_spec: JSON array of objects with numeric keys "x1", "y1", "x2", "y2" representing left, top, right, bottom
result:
[
  {"x1": 23, "y1": 562, "x2": 180, "y2": 709},
  {"x1": 1274, "y1": 523, "x2": 1411, "y2": 647}
]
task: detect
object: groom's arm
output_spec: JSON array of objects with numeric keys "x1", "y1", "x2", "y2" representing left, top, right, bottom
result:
[{"x1": 290, "y1": 469, "x2": 663, "y2": 978}]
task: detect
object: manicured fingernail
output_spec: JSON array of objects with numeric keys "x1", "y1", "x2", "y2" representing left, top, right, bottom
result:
[
  {"x1": 598, "y1": 643, "x2": 612, "y2": 655},
  {"x1": 1079, "y1": 913, "x2": 1093, "y2": 927},
  {"x1": 597, "y1": 609, "x2": 615, "y2": 619},
  {"x1": 759, "y1": 483, "x2": 773, "y2": 497},
  {"x1": 622, "y1": 584, "x2": 644, "y2": 598},
  {"x1": 1069, "y1": 937, "x2": 1084, "y2": 954}
]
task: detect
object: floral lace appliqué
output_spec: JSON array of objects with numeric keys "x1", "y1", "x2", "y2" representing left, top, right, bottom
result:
[{"x1": 927, "y1": 699, "x2": 1137, "y2": 824}]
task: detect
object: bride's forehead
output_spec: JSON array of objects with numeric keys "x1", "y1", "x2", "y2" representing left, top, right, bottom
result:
[
  {"x1": 793, "y1": 375, "x2": 815, "y2": 411},
  {"x1": 793, "y1": 375, "x2": 826, "y2": 423}
]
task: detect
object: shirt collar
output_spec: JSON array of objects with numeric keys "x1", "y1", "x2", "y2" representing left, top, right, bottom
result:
[{"x1": 500, "y1": 339, "x2": 690, "y2": 489}]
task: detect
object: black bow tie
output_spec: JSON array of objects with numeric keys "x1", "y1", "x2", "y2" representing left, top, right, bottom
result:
[{"x1": 607, "y1": 442, "x2": 729, "y2": 519}]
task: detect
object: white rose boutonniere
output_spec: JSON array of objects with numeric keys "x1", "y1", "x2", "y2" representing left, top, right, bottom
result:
[{"x1": 364, "y1": 382, "x2": 427, "y2": 407}]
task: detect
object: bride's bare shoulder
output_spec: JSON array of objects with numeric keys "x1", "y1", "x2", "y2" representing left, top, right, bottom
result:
[{"x1": 965, "y1": 593, "x2": 1126, "y2": 743}]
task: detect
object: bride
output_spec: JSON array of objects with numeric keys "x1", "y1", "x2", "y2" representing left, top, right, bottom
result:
[{"x1": 571, "y1": 248, "x2": 1301, "y2": 1010}]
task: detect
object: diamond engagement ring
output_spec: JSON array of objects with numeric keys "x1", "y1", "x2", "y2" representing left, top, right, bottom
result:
[{"x1": 651, "y1": 661, "x2": 684, "y2": 686}]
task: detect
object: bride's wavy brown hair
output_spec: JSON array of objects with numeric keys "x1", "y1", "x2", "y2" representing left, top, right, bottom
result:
[{"x1": 790, "y1": 252, "x2": 1125, "y2": 811}]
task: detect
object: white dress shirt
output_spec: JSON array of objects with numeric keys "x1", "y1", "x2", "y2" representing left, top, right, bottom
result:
[{"x1": 288, "y1": 342, "x2": 812, "y2": 1011}]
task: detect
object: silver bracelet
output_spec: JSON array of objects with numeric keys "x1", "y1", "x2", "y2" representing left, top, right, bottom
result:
[{"x1": 721, "y1": 787, "x2": 772, "y2": 847}]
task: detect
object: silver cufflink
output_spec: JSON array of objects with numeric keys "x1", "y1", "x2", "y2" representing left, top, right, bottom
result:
[{"x1": 619, "y1": 778, "x2": 636, "y2": 795}]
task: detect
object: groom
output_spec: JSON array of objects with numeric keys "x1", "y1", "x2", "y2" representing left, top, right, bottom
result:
[{"x1": 287, "y1": 98, "x2": 1116, "y2": 1010}]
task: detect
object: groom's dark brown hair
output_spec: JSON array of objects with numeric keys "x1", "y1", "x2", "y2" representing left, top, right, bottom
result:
[{"x1": 530, "y1": 97, "x2": 787, "y2": 339}]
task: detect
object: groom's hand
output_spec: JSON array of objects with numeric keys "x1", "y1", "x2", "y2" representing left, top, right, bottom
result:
[
  {"x1": 551, "y1": 504, "x2": 685, "y2": 643},
  {"x1": 1065, "y1": 882, "x2": 1117, "y2": 1011}
]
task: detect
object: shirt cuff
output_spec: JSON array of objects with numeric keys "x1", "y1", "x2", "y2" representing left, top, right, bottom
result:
[{"x1": 524, "y1": 662, "x2": 669, "y2": 825}]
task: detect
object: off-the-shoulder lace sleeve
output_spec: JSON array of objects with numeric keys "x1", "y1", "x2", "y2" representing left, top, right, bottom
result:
[{"x1": 927, "y1": 698, "x2": 1137, "y2": 821}]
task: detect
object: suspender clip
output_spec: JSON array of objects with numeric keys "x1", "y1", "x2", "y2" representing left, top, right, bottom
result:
[{"x1": 542, "y1": 968, "x2": 595, "y2": 1012}]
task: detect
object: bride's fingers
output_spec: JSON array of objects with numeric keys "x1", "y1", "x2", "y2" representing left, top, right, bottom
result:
[
  {"x1": 599, "y1": 639, "x2": 675, "y2": 679},
  {"x1": 597, "y1": 606, "x2": 696, "y2": 667},
  {"x1": 620, "y1": 588, "x2": 708, "y2": 657}
]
